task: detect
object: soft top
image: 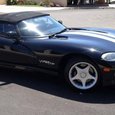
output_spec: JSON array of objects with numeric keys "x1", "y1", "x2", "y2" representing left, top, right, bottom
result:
[{"x1": 0, "y1": 11, "x2": 49, "y2": 23}]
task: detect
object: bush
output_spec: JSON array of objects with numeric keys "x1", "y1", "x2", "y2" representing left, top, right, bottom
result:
[
  {"x1": 39, "y1": 0, "x2": 51, "y2": 7},
  {"x1": 7, "y1": 0, "x2": 38, "y2": 5},
  {"x1": 22, "y1": 0, "x2": 38, "y2": 5},
  {"x1": 24, "y1": 0, "x2": 38, "y2": 5},
  {"x1": 7, "y1": 0, "x2": 17, "y2": 5},
  {"x1": 16, "y1": 0, "x2": 25, "y2": 5}
]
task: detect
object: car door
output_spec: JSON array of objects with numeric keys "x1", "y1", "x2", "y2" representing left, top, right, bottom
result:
[{"x1": 0, "y1": 23, "x2": 37, "y2": 66}]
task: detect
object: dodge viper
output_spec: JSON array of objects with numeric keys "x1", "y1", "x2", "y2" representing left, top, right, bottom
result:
[{"x1": 0, "y1": 11, "x2": 115, "y2": 91}]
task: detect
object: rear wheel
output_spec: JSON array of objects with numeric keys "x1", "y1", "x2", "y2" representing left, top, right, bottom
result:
[{"x1": 64, "y1": 58, "x2": 101, "y2": 91}]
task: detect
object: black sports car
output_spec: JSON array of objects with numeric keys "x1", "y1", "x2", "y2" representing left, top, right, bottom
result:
[{"x1": 0, "y1": 11, "x2": 115, "y2": 91}]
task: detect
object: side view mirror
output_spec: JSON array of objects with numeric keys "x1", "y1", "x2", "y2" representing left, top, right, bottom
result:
[{"x1": 58, "y1": 20, "x2": 63, "y2": 24}]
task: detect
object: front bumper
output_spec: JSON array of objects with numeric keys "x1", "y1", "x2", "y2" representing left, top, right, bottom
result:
[{"x1": 99, "y1": 65, "x2": 115, "y2": 86}]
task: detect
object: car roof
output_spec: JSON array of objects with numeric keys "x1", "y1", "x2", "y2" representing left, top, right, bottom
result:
[{"x1": 0, "y1": 11, "x2": 49, "y2": 24}]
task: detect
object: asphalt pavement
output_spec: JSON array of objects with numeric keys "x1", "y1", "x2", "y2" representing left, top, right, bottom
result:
[
  {"x1": 0, "y1": 8, "x2": 115, "y2": 115},
  {"x1": 47, "y1": 8, "x2": 115, "y2": 29}
]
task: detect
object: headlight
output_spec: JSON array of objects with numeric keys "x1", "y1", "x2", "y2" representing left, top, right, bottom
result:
[{"x1": 101, "y1": 52, "x2": 115, "y2": 61}]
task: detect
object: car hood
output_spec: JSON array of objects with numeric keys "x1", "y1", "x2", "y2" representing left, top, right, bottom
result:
[
  {"x1": 60, "y1": 27, "x2": 115, "y2": 41},
  {"x1": 54, "y1": 27, "x2": 115, "y2": 52}
]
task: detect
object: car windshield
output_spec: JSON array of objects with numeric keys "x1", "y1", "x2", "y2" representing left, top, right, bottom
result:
[{"x1": 18, "y1": 16, "x2": 66, "y2": 37}]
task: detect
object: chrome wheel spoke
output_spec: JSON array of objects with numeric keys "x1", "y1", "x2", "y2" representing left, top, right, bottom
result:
[
  {"x1": 87, "y1": 74, "x2": 96, "y2": 80},
  {"x1": 72, "y1": 74, "x2": 80, "y2": 81},
  {"x1": 81, "y1": 79, "x2": 87, "y2": 88},
  {"x1": 82, "y1": 65, "x2": 90, "y2": 73},
  {"x1": 72, "y1": 66, "x2": 86, "y2": 81},
  {"x1": 72, "y1": 75, "x2": 84, "y2": 84},
  {"x1": 75, "y1": 66, "x2": 82, "y2": 73},
  {"x1": 69, "y1": 61, "x2": 98, "y2": 90}
]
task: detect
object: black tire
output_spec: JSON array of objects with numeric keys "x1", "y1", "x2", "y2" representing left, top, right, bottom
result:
[{"x1": 64, "y1": 58, "x2": 101, "y2": 92}]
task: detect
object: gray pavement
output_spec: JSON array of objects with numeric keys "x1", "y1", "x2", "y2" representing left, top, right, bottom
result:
[
  {"x1": 48, "y1": 9, "x2": 115, "y2": 29},
  {"x1": 0, "y1": 8, "x2": 115, "y2": 115}
]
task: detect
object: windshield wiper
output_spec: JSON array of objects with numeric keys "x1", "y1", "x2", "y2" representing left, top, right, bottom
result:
[
  {"x1": 49, "y1": 28, "x2": 67, "y2": 38},
  {"x1": 57, "y1": 28, "x2": 67, "y2": 34}
]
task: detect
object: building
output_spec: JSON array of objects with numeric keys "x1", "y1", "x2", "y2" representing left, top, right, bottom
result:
[
  {"x1": 32, "y1": 0, "x2": 67, "y2": 6},
  {"x1": 0, "y1": 0, "x2": 6, "y2": 4}
]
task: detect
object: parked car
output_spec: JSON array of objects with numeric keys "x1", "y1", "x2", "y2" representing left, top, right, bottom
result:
[{"x1": 0, "y1": 11, "x2": 115, "y2": 91}]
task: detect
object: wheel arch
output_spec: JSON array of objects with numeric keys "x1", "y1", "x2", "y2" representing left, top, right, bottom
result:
[{"x1": 58, "y1": 53, "x2": 100, "y2": 74}]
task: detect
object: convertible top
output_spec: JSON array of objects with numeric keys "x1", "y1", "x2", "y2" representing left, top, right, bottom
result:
[{"x1": 0, "y1": 11, "x2": 49, "y2": 23}]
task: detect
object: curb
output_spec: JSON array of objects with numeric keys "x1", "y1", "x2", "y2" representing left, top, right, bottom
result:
[{"x1": 66, "y1": 5, "x2": 115, "y2": 10}]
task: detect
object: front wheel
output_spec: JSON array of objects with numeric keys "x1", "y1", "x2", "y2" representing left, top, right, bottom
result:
[{"x1": 64, "y1": 58, "x2": 101, "y2": 91}]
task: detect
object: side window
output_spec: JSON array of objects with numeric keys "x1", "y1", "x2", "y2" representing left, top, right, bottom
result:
[
  {"x1": 4, "y1": 24, "x2": 16, "y2": 34},
  {"x1": 1, "y1": 23, "x2": 18, "y2": 39}
]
